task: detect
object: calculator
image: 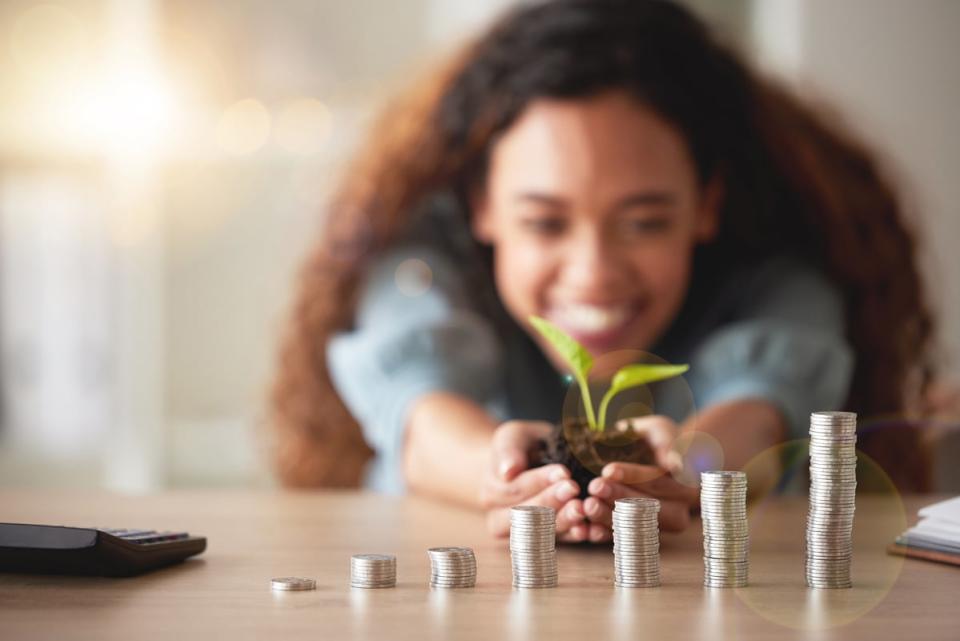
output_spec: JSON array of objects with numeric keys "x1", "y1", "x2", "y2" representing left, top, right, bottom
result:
[{"x1": 0, "y1": 522, "x2": 207, "y2": 577}]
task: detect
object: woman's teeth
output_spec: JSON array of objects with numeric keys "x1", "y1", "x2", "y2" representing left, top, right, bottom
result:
[{"x1": 549, "y1": 303, "x2": 631, "y2": 334}]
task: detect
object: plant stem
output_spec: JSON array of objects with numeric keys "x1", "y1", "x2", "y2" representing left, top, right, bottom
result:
[
  {"x1": 597, "y1": 389, "x2": 614, "y2": 432},
  {"x1": 576, "y1": 374, "x2": 597, "y2": 430}
]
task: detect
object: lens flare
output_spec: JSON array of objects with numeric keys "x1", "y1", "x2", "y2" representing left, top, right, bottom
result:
[{"x1": 734, "y1": 440, "x2": 906, "y2": 630}]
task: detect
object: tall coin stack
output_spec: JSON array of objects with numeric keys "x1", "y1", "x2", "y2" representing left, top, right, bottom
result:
[
  {"x1": 612, "y1": 497, "x2": 661, "y2": 587},
  {"x1": 350, "y1": 553, "x2": 397, "y2": 588},
  {"x1": 509, "y1": 505, "x2": 558, "y2": 588},
  {"x1": 427, "y1": 547, "x2": 477, "y2": 588},
  {"x1": 806, "y1": 411, "x2": 857, "y2": 589},
  {"x1": 700, "y1": 470, "x2": 749, "y2": 588}
]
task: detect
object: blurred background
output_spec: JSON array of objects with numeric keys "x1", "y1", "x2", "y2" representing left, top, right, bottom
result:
[{"x1": 0, "y1": 0, "x2": 957, "y2": 492}]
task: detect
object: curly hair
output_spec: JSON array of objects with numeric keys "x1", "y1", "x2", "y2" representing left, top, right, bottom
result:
[{"x1": 269, "y1": 0, "x2": 936, "y2": 490}]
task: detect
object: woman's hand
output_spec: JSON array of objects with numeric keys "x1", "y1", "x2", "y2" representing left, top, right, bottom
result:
[
  {"x1": 480, "y1": 421, "x2": 589, "y2": 542},
  {"x1": 583, "y1": 415, "x2": 698, "y2": 539}
]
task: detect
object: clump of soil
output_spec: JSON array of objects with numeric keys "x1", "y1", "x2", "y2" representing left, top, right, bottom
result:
[{"x1": 528, "y1": 418, "x2": 655, "y2": 499}]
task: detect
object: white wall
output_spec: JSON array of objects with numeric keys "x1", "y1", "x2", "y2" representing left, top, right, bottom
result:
[{"x1": 752, "y1": 0, "x2": 960, "y2": 381}]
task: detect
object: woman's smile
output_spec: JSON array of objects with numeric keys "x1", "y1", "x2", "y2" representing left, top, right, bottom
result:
[{"x1": 544, "y1": 299, "x2": 647, "y2": 354}]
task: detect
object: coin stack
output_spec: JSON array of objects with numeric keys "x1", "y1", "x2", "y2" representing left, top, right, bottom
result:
[
  {"x1": 806, "y1": 411, "x2": 857, "y2": 589},
  {"x1": 509, "y1": 505, "x2": 558, "y2": 588},
  {"x1": 700, "y1": 470, "x2": 749, "y2": 588},
  {"x1": 350, "y1": 553, "x2": 397, "y2": 588},
  {"x1": 270, "y1": 576, "x2": 316, "y2": 592},
  {"x1": 427, "y1": 547, "x2": 477, "y2": 588},
  {"x1": 612, "y1": 497, "x2": 661, "y2": 587}
]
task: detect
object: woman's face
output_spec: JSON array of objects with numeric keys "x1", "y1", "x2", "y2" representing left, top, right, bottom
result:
[{"x1": 472, "y1": 91, "x2": 720, "y2": 371}]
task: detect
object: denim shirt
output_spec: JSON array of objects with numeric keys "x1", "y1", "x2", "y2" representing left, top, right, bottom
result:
[{"x1": 327, "y1": 202, "x2": 854, "y2": 493}]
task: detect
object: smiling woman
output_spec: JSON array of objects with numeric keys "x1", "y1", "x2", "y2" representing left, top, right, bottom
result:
[
  {"x1": 270, "y1": 0, "x2": 935, "y2": 540},
  {"x1": 470, "y1": 92, "x2": 719, "y2": 361}
]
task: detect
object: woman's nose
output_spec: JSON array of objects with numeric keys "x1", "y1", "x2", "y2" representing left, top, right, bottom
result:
[{"x1": 560, "y1": 228, "x2": 623, "y2": 293}]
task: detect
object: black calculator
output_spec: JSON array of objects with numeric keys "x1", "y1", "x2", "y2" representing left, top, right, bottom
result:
[{"x1": 0, "y1": 522, "x2": 207, "y2": 577}]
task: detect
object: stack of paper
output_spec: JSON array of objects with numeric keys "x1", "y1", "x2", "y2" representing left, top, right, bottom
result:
[{"x1": 890, "y1": 496, "x2": 960, "y2": 566}]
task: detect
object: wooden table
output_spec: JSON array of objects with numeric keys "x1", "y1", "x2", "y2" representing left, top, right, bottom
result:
[{"x1": 1, "y1": 490, "x2": 957, "y2": 640}]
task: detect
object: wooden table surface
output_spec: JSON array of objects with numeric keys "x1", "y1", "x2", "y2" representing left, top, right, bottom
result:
[{"x1": 1, "y1": 490, "x2": 958, "y2": 641}]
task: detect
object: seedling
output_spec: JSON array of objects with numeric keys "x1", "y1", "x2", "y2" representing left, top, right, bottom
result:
[{"x1": 529, "y1": 315, "x2": 689, "y2": 431}]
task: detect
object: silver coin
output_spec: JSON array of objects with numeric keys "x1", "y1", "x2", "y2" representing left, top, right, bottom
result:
[
  {"x1": 615, "y1": 565, "x2": 661, "y2": 573},
  {"x1": 698, "y1": 498, "x2": 748, "y2": 507},
  {"x1": 271, "y1": 576, "x2": 316, "y2": 591},
  {"x1": 615, "y1": 569, "x2": 661, "y2": 577},
  {"x1": 350, "y1": 566, "x2": 397, "y2": 574},
  {"x1": 805, "y1": 564, "x2": 852, "y2": 573},
  {"x1": 351, "y1": 576, "x2": 397, "y2": 585},
  {"x1": 431, "y1": 568, "x2": 478, "y2": 575},
  {"x1": 701, "y1": 470, "x2": 747, "y2": 481},
  {"x1": 352, "y1": 553, "x2": 395, "y2": 563},
  {"x1": 431, "y1": 579, "x2": 476, "y2": 586},
  {"x1": 614, "y1": 556, "x2": 661, "y2": 564},
  {"x1": 615, "y1": 497, "x2": 661, "y2": 507}
]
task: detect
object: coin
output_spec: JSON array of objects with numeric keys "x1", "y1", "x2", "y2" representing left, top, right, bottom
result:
[
  {"x1": 350, "y1": 553, "x2": 397, "y2": 589},
  {"x1": 509, "y1": 506, "x2": 558, "y2": 589},
  {"x1": 427, "y1": 546, "x2": 477, "y2": 587},
  {"x1": 700, "y1": 470, "x2": 749, "y2": 588},
  {"x1": 271, "y1": 577, "x2": 316, "y2": 591},
  {"x1": 805, "y1": 411, "x2": 857, "y2": 589},
  {"x1": 611, "y1": 497, "x2": 661, "y2": 588}
]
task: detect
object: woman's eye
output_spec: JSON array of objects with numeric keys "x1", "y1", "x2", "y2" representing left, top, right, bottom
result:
[
  {"x1": 521, "y1": 217, "x2": 566, "y2": 235},
  {"x1": 623, "y1": 217, "x2": 670, "y2": 234}
]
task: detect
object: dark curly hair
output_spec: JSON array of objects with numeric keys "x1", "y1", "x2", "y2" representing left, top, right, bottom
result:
[{"x1": 269, "y1": 0, "x2": 936, "y2": 490}]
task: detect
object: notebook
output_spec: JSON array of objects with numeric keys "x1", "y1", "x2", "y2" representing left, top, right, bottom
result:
[{"x1": 888, "y1": 495, "x2": 960, "y2": 567}]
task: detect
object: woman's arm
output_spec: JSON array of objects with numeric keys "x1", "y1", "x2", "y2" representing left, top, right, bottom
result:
[
  {"x1": 402, "y1": 392, "x2": 591, "y2": 539},
  {"x1": 402, "y1": 392, "x2": 497, "y2": 507},
  {"x1": 684, "y1": 397, "x2": 787, "y2": 474},
  {"x1": 584, "y1": 398, "x2": 787, "y2": 536},
  {"x1": 598, "y1": 397, "x2": 788, "y2": 506}
]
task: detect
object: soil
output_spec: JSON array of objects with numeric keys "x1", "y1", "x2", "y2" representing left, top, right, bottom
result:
[{"x1": 528, "y1": 418, "x2": 656, "y2": 499}]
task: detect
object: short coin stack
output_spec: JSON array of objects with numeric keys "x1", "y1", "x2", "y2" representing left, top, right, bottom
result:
[
  {"x1": 350, "y1": 553, "x2": 397, "y2": 589},
  {"x1": 612, "y1": 497, "x2": 661, "y2": 587},
  {"x1": 806, "y1": 411, "x2": 857, "y2": 589},
  {"x1": 509, "y1": 505, "x2": 558, "y2": 588},
  {"x1": 427, "y1": 547, "x2": 477, "y2": 588},
  {"x1": 270, "y1": 576, "x2": 316, "y2": 592},
  {"x1": 700, "y1": 470, "x2": 749, "y2": 588}
]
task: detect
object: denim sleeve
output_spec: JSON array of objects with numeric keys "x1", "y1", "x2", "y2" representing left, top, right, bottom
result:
[
  {"x1": 686, "y1": 259, "x2": 854, "y2": 438},
  {"x1": 326, "y1": 245, "x2": 503, "y2": 488}
]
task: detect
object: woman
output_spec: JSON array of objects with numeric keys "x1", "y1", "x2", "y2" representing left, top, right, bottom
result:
[{"x1": 270, "y1": 0, "x2": 935, "y2": 541}]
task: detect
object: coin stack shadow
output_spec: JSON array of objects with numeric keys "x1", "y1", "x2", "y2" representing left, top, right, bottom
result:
[
  {"x1": 350, "y1": 553, "x2": 397, "y2": 588},
  {"x1": 700, "y1": 470, "x2": 749, "y2": 588},
  {"x1": 509, "y1": 505, "x2": 558, "y2": 588},
  {"x1": 428, "y1": 547, "x2": 477, "y2": 588},
  {"x1": 806, "y1": 411, "x2": 857, "y2": 589},
  {"x1": 612, "y1": 497, "x2": 661, "y2": 587}
]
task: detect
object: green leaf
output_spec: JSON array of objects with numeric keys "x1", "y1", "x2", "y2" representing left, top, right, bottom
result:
[
  {"x1": 528, "y1": 316, "x2": 593, "y2": 379},
  {"x1": 528, "y1": 315, "x2": 596, "y2": 428},
  {"x1": 597, "y1": 363, "x2": 689, "y2": 430}
]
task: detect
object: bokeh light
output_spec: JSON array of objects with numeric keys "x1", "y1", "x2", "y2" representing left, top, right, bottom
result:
[
  {"x1": 671, "y1": 430, "x2": 724, "y2": 488},
  {"x1": 216, "y1": 99, "x2": 271, "y2": 155},
  {"x1": 394, "y1": 258, "x2": 433, "y2": 297},
  {"x1": 75, "y1": 64, "x2": 181, "y2": 158}
]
